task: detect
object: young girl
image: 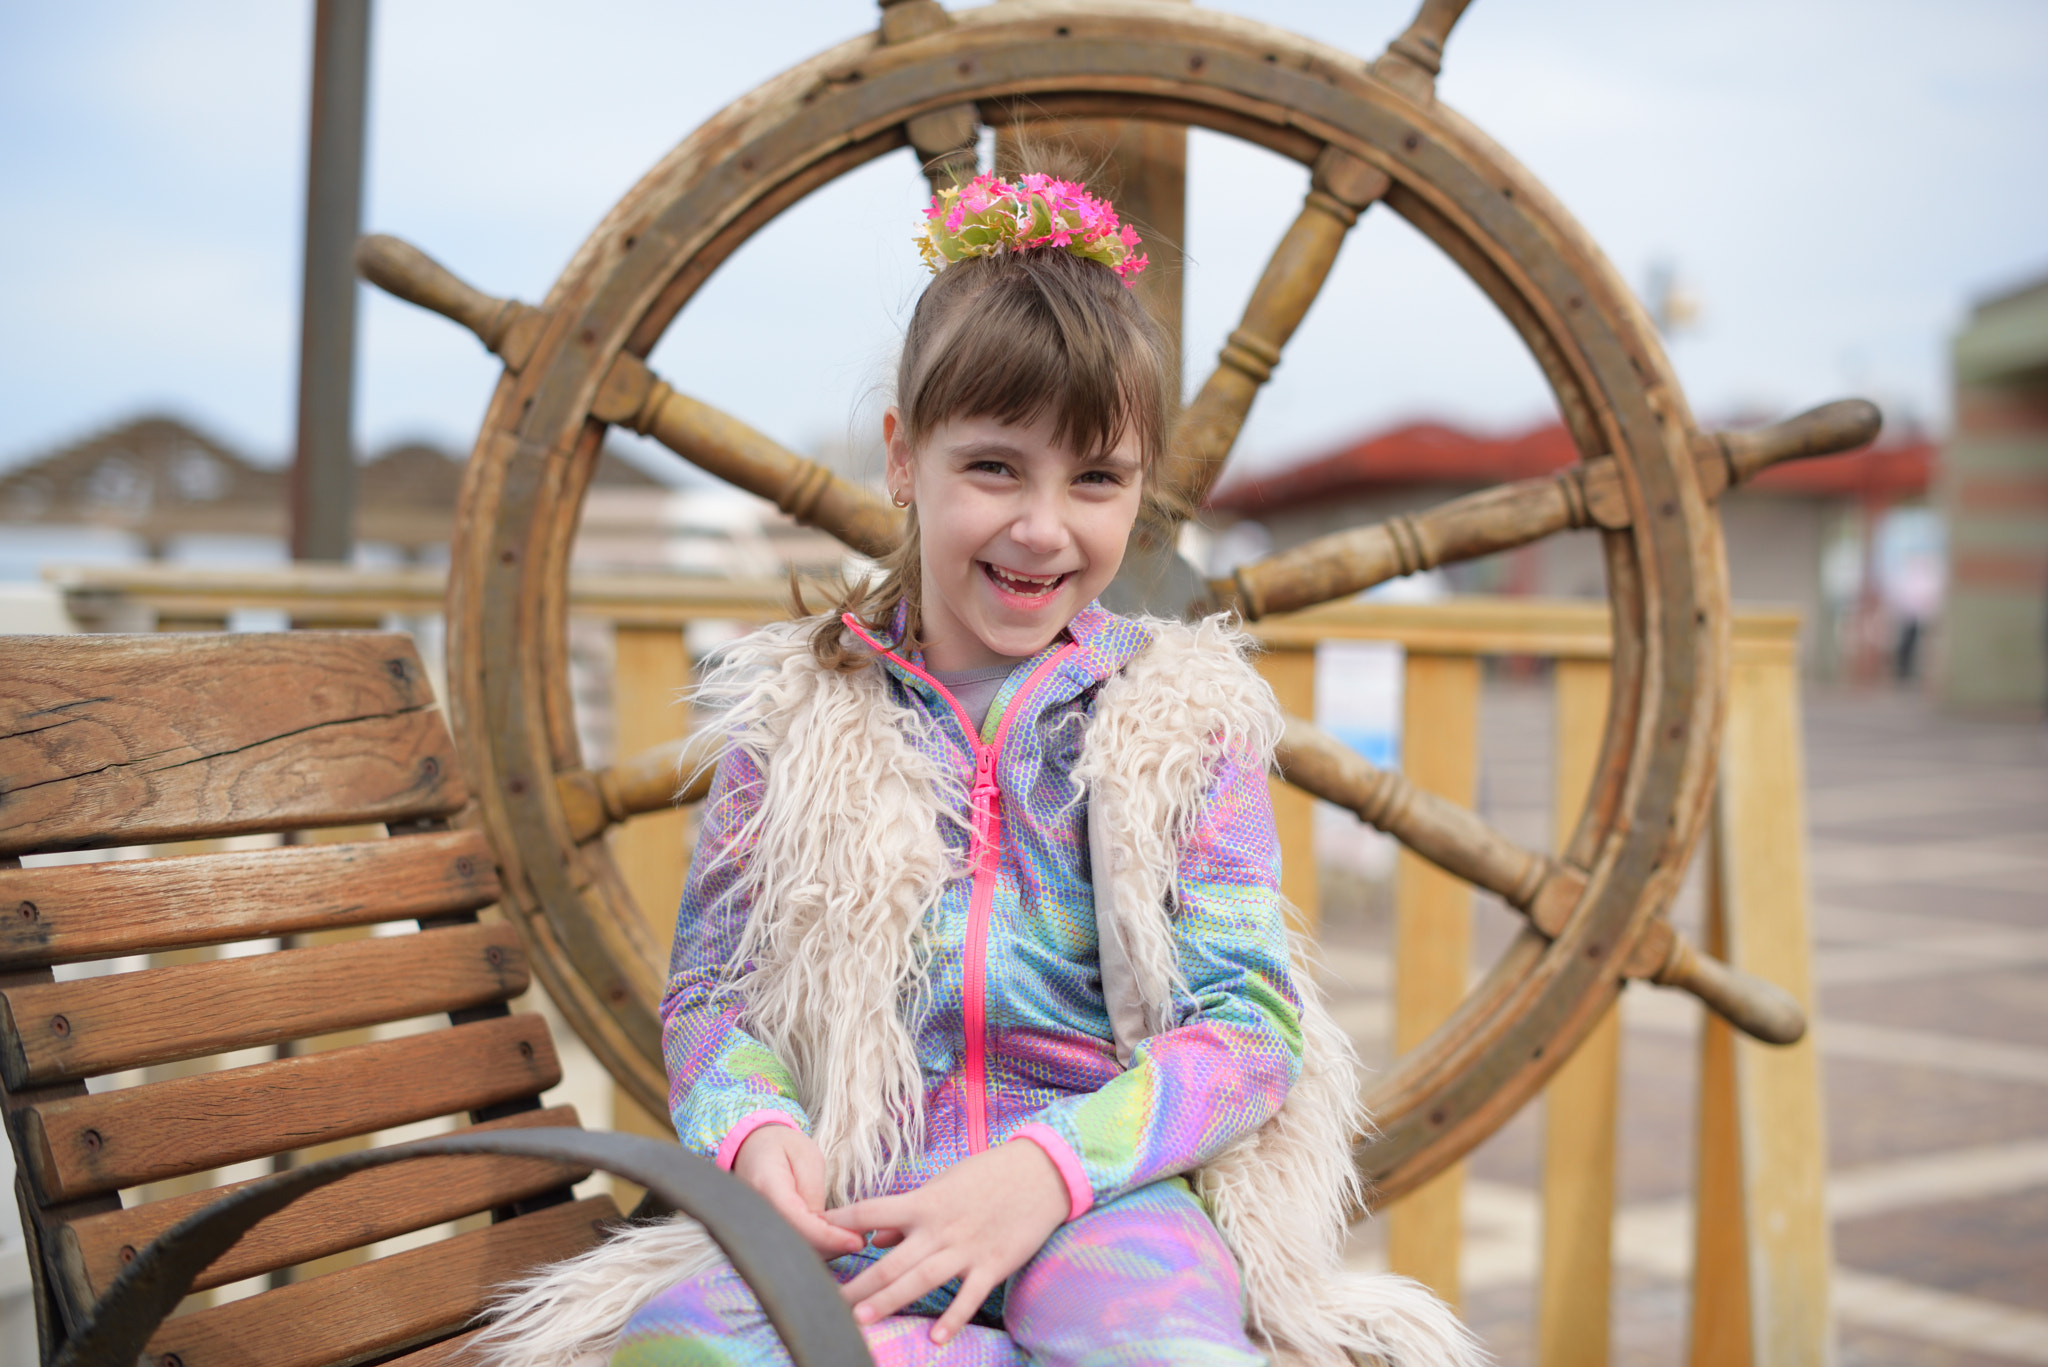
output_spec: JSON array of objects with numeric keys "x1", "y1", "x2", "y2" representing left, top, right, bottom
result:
[{"x1": 484, "y1": 175, "x2": 1477, "y2": 1367}]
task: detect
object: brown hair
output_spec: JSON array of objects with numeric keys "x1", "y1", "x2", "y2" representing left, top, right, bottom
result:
[{"x1": 809, "y1": 237, "x2": 1174, "y2": 669}]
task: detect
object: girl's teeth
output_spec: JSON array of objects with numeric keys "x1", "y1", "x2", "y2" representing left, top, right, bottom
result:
[{"x1": 988, "y1": 565, "x2": 1062, "y2": 595}]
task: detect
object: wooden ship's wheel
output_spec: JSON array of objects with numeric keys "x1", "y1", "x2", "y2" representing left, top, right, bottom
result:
[{"x1": 359, "y1": 0, "x2": 1876, "y2": 1205}]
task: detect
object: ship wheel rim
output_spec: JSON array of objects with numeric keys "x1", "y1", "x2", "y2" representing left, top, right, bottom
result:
[{"x1": 444, "y1": 0, "x2": 1725, "y2": 1206}]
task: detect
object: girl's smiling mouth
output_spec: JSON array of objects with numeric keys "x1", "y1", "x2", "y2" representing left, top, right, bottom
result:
[{"x1": 981, "y1": 562, "x2": 1069, "y2": 601}]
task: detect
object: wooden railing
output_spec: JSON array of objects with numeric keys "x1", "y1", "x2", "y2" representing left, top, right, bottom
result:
[
  {"x1": 42, "y1": 564, "x2": 1830, "y2": 1365},
  {"x1": 1251, "y1": 596, "x2": 1827, "y2": 1366}
]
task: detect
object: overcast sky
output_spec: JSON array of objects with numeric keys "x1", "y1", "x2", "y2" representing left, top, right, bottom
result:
[{"x1": 3, "y1": 0, "x2": 2043, "y2": 488}]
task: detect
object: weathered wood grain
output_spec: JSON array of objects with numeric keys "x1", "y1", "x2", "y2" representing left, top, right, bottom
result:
[
  {"x1": 598, "y1": 355, "x2": 903, "y2": 560},
  {"x1": 18, "y1": 1012, "x2": 559, "y2": 1202},
  {"x1": 1369, "y1": 0, "x2": 1476, "y2": 100},
  {"x1": 378, "y1": 1329, "x2": 485, "y2": 1367},
  {"x1": 1218, "y1": 463, "x2": 1623, "y2": 621},
  {"x1": 556, "y1": 728, "x2": 723, "y2": 841},
  {"x1": 1536, "y1": 659, "x2": 1620, "y2": 1366},
  {"x1": 0, "y1": 632, "x2": 464, "y2": 855},
  {"x1": 0, "y1": 829, "x2": 500, "y2": 970},
  {"x1": 0, "y1": 922, "x2": 529, "y2": 1088},
  {"x1": 0, "y1": 632, "x2": 434, "y2": 786},
  {"x1": 1276, "y1": 714, "x2": 1559, "y2": 920},
  {"x1": 1715, "y1": 654, "x2": 1833, "y2": 1361},
  {"x1": 1220, "y1": 400, "x2": 1881, "y2": 621},
  {"x1": 354, "y1": 235, "x2": 544, "y2": 372},
  {"x1": 140, "y1": 1195, "x2": 615, "y2": 1367},
  {"x1": 59, "y1": 1106, "x2": 586, "y2": 1297},
  {"x1": 1384, "y1": 653, "x2": 1479, "y2": 1309},
  {"x1": 1165, "y1": 146, "x2": 1389, "y2": 511}
]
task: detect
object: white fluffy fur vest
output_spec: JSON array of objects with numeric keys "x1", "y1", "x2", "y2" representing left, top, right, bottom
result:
[{"x1": 475, "y1": 617, "x2": 1481, "y2": 1367}]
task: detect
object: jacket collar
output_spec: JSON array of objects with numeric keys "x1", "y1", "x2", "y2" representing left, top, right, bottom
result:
[{"x1": 849, "y1": 600, "x2": 1156, "y2": 736}]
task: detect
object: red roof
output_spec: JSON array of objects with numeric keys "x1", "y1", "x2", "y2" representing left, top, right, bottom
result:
[{"x1": 1206, "y1": 418, "x2": 1935, "y2": 515}]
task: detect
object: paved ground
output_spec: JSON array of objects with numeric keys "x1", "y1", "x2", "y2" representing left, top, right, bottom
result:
[{"x1": 1321, "y1": 680, "x2": 2048, "y2": 1365}]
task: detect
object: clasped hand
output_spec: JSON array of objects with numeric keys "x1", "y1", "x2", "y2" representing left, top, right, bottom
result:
[{"x1": 731, "y1": 1125, "x2": 1070, "y2": 1345}]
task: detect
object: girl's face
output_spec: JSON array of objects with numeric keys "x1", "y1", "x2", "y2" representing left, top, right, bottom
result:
[{"x1": 885, "y1": 406, "x2": 1144, "y2": 674}]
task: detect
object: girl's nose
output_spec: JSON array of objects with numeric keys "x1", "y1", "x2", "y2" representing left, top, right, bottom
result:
[{"x1": 1009, "y1": 492, "x2": 1070, "y2": 555}]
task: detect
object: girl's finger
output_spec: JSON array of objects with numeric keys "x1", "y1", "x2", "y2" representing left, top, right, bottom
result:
[
  {"x1": 929, "y1": 1272, "x2": 998, "y2": 1346},
  {"x1": 851, "y1": 1250, "x2": 965, "y2": 1327},
  {"x1": 823, "y1": 1194, "x2": 914, "y2": 1233},
  {"x1": 761, "y1": 1184, "x2": 861, "y2": 1259},
  {"x1": 836, "y1": 1238, "x2": 922, "y2": 1306},
  {"x1": 796, "y1": 1209, "x2": 866, "y2": 1257},
  {"x1": 791, "y1": 1138, "x2": 830, "y2": 1211}
]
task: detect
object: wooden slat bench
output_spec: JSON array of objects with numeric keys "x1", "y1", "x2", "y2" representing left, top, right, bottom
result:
[{"x1": 0, "y1": 632, "x2": 860, "y2": 1367}]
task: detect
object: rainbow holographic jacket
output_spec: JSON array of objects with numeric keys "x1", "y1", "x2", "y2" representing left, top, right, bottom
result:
[
  {"x1": 482, "y1": 607, "x2": 1479, "y2": 1367},
  {"x1": 660, "y1": 602, "x2": 1303, "y2": 1220}
]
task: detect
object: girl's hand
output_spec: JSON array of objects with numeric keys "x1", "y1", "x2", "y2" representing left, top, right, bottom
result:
[
  {"x1": 823, "y1": 1140, "x2": 1071, "y2": 1345},
  {"x1": 731, "y1": 1124, "x2": 866, "y2": 1260}
]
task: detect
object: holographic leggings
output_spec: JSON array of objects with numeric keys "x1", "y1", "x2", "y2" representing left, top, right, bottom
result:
[{"x1": 609, "y1": 1178, "x2": 1265, "y2": 1367}]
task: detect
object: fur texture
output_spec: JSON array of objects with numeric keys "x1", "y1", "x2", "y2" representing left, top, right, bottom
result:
[
  {"x1": 474, "y1": 617, "x2": 1483, "y2": 1367},
  {"x1": 687, "y1": 621, "x2": 966, "y2": 1204}
]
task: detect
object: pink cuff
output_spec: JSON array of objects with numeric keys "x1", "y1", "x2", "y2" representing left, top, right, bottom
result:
[
  {"x1": 715, "y1": 1110, "x2": 801, "y2": 1170},
  {"x1": 1011, "y1": 1123, "x2": 1095, "y2": 1222}
]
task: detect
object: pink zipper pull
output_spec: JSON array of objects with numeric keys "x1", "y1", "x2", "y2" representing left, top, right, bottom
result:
[{"x1": 971, "y1": 749, "x2": 1000, "y2": 866}]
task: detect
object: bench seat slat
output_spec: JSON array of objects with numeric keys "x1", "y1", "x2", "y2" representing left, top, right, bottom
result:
[
  {"x1": 378, "y1": 1328, "x2": 485, "y2": 1367},
  {"x1": 0, "y1": 830, "x2": 500, "y2": 969},
  {"x1": 59, "y1": 1106, "x2": 588, "y2": 1297},
  {"x1": 0, "y1": 922, "x2": 530, "y2": 1088},
  {"x1": 141, "y1": 1194, "x2": 618, "y2": 1367},
  {"x1": 18, "y1": 1012, "x2": 560, "y2": 1202}
]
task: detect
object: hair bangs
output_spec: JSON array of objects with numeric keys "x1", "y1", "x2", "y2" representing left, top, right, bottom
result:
[{"x1": 901, "y1": 246, "x2": 1167, "y2": 469}]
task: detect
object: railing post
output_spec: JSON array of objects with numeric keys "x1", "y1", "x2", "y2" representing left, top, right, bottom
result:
[
  {"x1": 1257, "y1": 643, "x2": 1320, "y2": 934},
  {"x1": 1692, "y1": 643, "x2": 1834, "y2": 1364},
  {"x1": 606, "y1": 622, "x2": 695, "y2": 1204},
  {"x1": 1538, "y1": 657, "x2": 1620, "y2": 1364},
  {"x1": 1690, "y1": 831, "x2": 1750, "y2": 1366},
  {"x1": 1386, "y1": 650, "x2": 1480, "y2": 1308}
]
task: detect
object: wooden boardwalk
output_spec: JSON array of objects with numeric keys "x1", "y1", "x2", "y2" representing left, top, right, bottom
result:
[{"x1": 1328, "y1": 680, "x2": 2048, "y2": 1366}]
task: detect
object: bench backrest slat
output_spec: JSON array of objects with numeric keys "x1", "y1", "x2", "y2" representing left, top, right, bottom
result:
[
  {"x1": 0, "y1": 921, "x2": 529, "y2": 1087},
  {"x1": 59, "y1": 1105, "x2": 587, "y2": 1299},
  {"x1": 19, "y1": 1011, "x2": 561, "y2": 1202},
  {"x1": 0, "y1": 829, "x2": 500, "y2": 969},
  {"x1": 0, "y1": 633, "x2": 465, "y2": 855}
]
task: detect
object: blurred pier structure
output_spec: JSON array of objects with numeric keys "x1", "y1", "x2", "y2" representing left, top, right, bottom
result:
[{"x1": 1942, "y1": 272, "x2": 2048, "y2": 715}]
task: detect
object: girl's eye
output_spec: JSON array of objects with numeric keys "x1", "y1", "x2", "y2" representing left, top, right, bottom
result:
[
  {"x1": 967, "y1": 459, "x2": 1012, "y2": 477},
  {"x1": 1075, "y1": 469, "x2": 1125, "y2": 487}
]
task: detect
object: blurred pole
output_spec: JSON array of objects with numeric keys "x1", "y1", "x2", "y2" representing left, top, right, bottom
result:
[{"x1": 289, "y1": 0, "x2": 373, "y2": 563}]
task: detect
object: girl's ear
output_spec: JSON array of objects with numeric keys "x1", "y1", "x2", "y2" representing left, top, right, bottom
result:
[{"x1": 883, "y1": 406, "x2": 913, "y2": 496}]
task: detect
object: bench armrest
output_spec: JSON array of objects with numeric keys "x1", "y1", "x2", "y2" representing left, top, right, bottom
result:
[{"x1": 50, "y1": 1128, "x2": 870, "y2": 1367}]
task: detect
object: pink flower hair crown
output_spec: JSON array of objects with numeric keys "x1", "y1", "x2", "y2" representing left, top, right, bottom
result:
[{"x1": 917, "y1": 173, "x2": 1148, "y2": 285}]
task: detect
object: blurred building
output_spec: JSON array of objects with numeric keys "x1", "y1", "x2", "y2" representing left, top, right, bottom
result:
[
  {"x1": 1205, "y1": 415, "x2": 1934, "y2": 678},
  {"x1": 0, "y1": 414, "x2": 852, "y2": 577},
  {"x1": 1941, "y1": 273, "x2": 2048, "y2": 714}
]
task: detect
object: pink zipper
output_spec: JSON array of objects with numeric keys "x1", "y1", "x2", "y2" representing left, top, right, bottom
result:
[{"x1": 841, "y1": 614, "x2": 1076, "y2": 1153}]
